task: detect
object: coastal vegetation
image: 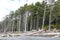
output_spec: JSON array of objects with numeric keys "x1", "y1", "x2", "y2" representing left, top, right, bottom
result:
[{"x1": 0, "y1": 0, "x2": 60, "y2": 32}]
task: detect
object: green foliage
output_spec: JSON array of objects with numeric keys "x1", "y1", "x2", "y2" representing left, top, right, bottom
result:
[
  {"x1": 1, "y1": 0, "x2": 60, "y2": 31},
  {"x1": 56, "y1": 24, "x2": 60, "y2": 30},
  {"x1": 44, "y1": 25, "x2": 48, "y2": 30},
  {"x1": 8, "y1": 0, "x2": 60, "y2": 30}
]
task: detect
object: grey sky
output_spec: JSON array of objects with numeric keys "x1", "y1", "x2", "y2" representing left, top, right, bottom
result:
[{"x1": 0, "y1": 0, "x2": 42, "y2": 21}]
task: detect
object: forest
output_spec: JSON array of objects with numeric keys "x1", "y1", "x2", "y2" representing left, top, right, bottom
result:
[{"x1": 0, "y1": 0, "x2": 60, "y2": 32}]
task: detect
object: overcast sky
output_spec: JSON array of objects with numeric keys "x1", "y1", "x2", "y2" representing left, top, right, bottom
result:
[{"x1": 0, "y1": 0, "x2": 43, "y2": 21}]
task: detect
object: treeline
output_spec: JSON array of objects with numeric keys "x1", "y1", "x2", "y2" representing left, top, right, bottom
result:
[{"x1": 0, "y1": 0, "x2": 60, "y2": 32}]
